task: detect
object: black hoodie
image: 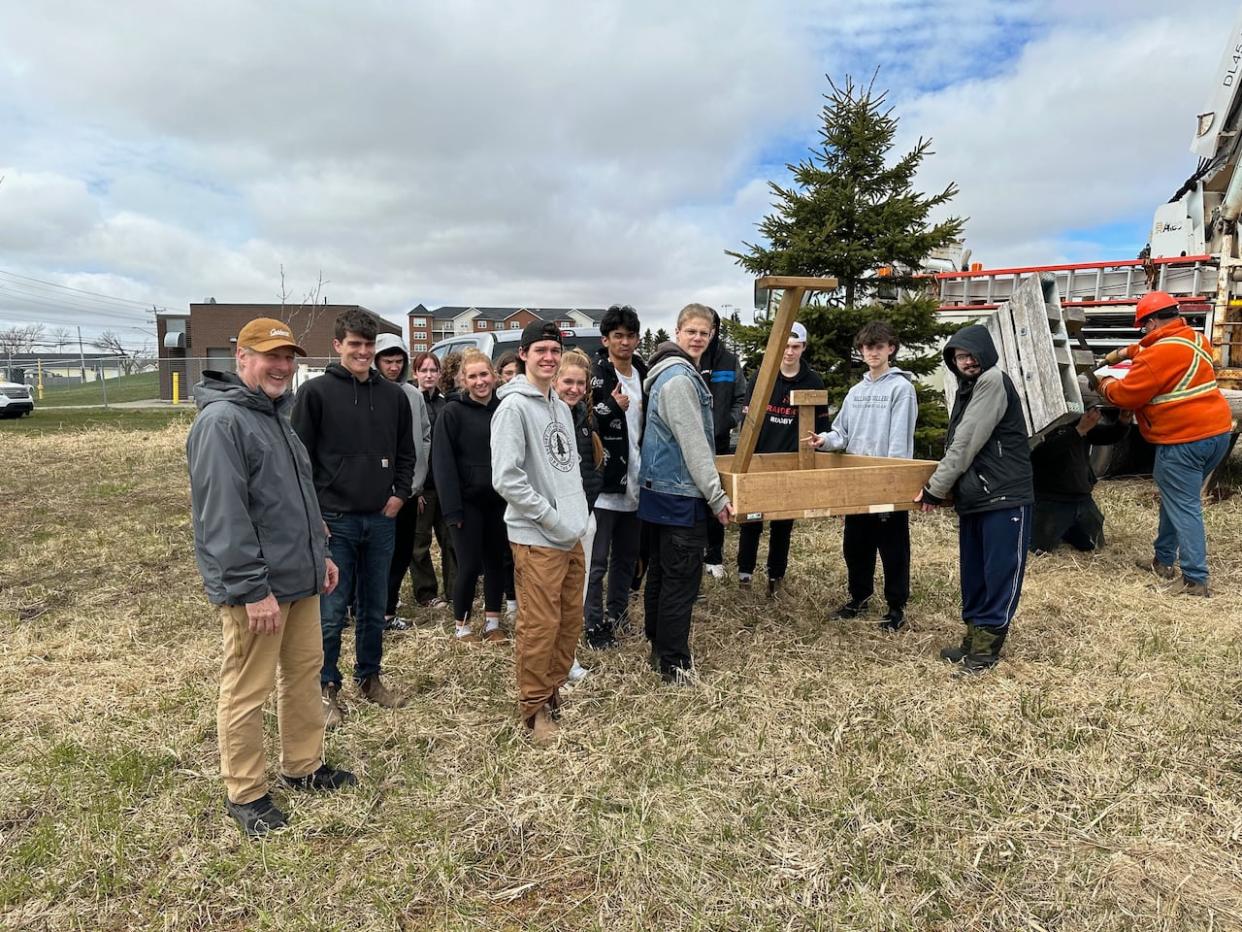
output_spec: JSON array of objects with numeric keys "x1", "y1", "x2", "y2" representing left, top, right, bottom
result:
[
  {"x1": 744, "y1": 358, "x2": 829, "y2": 454},
  {"x1": 291, "y1": 363, "x2": 415, "y2": 515},
  {"x1": 431, "y1": 391, "x2": 503, "y2": 524},
  {"x1": 926, "y1": 324, "x2": 1033, "y2": 514}
]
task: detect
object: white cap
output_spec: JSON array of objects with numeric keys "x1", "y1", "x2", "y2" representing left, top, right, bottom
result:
[{"x1": 789, "y1": 322, "x2": 808, "y2": 344}]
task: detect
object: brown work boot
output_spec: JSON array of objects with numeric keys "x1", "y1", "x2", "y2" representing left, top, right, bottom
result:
[
  {"x1": 1135, "y1": 557, "x2": 1176, "y2": 580},
  {"x1": 359, "y1": 675, "x2": 408, "y2": 709},
  {"x1": 528, "y1": 706, "x2": 559, "y2": 747},
  {"x1": 1173, "y1": 577, "x2": 1211, "y2": 598},
  {"x1": 321, "y1": 684, "x2": 345, "y2": 729}
]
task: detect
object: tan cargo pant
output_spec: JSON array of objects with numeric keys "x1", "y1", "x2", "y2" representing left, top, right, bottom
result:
[
  {"x1": 218, "y1": 595, "x2": 324, "y2": 804},
  {"x1": 511, "y1": 541, "x2": 585, "y2": 723}
]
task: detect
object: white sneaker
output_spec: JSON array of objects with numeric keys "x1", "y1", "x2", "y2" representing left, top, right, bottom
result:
[
  {"x1": 705, "y1": 563, "x2": 726, "y2": 580},
  {"x1": 567, "y1": 659, "x2": 589, "y2": 684}
]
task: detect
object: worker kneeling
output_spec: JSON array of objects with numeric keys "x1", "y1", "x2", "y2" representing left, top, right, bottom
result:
[
  {"x1": 1029, "y1": 406, "x2": 1131, "y2": 554},
  {"x1": 1093, "y1": 291, "x2": 1233, "y2": 597}
]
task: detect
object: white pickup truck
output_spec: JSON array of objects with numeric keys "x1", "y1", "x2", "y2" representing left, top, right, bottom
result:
[{"x1": 0, "y1": 379, "x2": 35, "y2": 418}]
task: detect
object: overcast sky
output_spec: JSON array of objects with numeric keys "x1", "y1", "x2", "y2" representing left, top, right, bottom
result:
[{"x1": 1, "y1": 0, "x2": 1238, "y2": 345}]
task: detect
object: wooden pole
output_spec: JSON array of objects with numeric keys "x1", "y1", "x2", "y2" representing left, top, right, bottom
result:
[{"x1": 731, "y1": 286, "x2": 805, "y2": 474}]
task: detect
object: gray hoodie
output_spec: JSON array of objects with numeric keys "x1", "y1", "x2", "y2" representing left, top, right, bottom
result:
[
  {"x1": 374, "y1": 332, "x2": 431, "y2": 495},
  {"x1": 187, "y1": 372, "x2": 326, "y2": 606},
  {"x1": 815, "y1": 367, "x2": 917, "y2": 459},
  {"x1": 491, "y1": 374, "x2": 589, "y2": 550}
]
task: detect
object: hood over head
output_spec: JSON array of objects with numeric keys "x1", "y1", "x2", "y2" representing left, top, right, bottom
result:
[
  {"x1": 374, "y1": 332, "x2": 411, "y2": 382},
  {"x1": 943, "y1": 325, "x2": 999, "y2": 381}
]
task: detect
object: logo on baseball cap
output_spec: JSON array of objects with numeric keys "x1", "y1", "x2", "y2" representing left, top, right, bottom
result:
[{"x1": 236, "y1": 317, "x2": 307, "y2": 356}]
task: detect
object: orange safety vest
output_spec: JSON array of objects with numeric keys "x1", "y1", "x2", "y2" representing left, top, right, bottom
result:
[{"x1": 1100, "y1": 321, "x2": 1233, "y2": 445}]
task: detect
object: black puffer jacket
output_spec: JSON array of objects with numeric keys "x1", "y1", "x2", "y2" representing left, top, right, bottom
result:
[
  {"x1": 431, "y1": 392, "x2": 502, "y2": 524},
  {"x1": 928, "y1": 325, "x2": 1033, "y2": 515},
  {"x1": 590, "y1": 347, "x2": 648, "y2": 494},
  {"x1": 572, "y1": 400, "x2": 604, "y2": 511}
]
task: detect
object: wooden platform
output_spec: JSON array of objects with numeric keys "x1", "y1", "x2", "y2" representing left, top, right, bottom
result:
[
  {"x1": 944, "y1": 274, "x2": 1087, "y2": 444},
  {"x1": 717, "y1": 451, "x2": 938, "y2": 523}
]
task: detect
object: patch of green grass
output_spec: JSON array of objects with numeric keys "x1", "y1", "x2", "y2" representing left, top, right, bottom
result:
[
  {"x1": 0, "y1": 406, "x2": 194, "y2": 433},
  {"x1": 37, "y1": 371, "x2": 159, "y2": 406}
]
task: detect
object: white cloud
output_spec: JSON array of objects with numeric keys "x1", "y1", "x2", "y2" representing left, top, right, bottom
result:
[{"x1": 0, "y1": 0, "x2": 1239, "y2": 341}]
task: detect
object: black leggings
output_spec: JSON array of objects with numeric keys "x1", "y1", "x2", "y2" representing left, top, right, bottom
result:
[{"x1": 448, "y1": 498, "x2": 508, "y2": 622}]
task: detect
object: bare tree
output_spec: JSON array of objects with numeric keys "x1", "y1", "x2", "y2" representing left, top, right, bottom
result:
[
  {"x1": 0, "y1": 323, "x2": 46, "y2": 355},
  {"x1": 93, "y1": 330, "x2": 145, "y2": 375},
  {"x1": 49, "y1": 326, "x2": 74, "y2": 352},
  {"x1": 279, "y1": 264, "x2": 330, "y2": 346}
]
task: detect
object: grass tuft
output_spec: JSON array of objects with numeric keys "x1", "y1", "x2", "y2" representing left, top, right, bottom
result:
[{"x1": 2, "y1": 420, "x2": 1242, "y2": 928}]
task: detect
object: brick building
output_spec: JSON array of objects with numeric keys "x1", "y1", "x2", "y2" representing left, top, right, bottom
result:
[
  {"x1": 407, "y1": 304, "x2": 606, "y2": 352},
  {"x1": 157, "y1": 301, "x2": 400, "y2": 401}
]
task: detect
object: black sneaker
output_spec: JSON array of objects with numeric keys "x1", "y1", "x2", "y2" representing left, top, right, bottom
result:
[
  {"x1": 384, "y1": 615, "x2": 412, "y2": 632},
  {"x1": 584, "y1": 624, "x2": 617, "y2": 650},
  {"x1": 878, "y1": 608, "x2": 906, "y2": 632},
  {"x1": 832, "y1": 598, "x2": 869, "y2": 619},
  {"x1": 281, "y1": 764, "x2": 358, "y2": 792},
  {"x1": 226, "y1": 794, "x2": 288, "y2": 836}
]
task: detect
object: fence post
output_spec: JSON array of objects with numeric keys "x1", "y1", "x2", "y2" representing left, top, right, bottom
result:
[{"x1": 173, "y1": 371, "x2": 180, "y2": 405}]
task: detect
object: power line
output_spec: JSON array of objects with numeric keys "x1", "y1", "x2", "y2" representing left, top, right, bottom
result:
[
  {"x1": 0, "y1": 288, "x2": 157, "y2": 326},
  {"x1": 0, "y1": 281, "x2": 158, "y2": 320},
  {"x1": 0, "y1": 268, "x2": 173, "y2": 312}
]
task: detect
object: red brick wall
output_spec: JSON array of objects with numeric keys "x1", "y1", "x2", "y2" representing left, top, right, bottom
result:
[{"x1": 157, "y1": 304, "x2": 396, "y2": 400}]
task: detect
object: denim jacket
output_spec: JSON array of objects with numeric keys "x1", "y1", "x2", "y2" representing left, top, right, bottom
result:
[{"x1": 638, "y1": 352, "x2": 719, "y2": 502}]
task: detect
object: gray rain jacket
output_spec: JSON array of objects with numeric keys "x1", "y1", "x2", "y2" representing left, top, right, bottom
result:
[{"x1": 187, "y1": 372, "x2": 327, "y2": 605}]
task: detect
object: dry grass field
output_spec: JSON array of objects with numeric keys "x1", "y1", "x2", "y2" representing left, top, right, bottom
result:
[{"x1": 3, "y1": 418, "x2": 1242, "y2": 930}]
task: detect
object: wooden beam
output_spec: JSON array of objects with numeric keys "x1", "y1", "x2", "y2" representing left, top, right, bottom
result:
[
  {"x1": 755, "y1": 275, "x2": 839, "y2": 291},
  {"x1": 798, "y1": 405, "x2": 816, "y2": 469},
  {"x1": 732, "y1": 286, "x2": 804, "y2": 474},
  {"x1": 789, "y1": 389, "x2": 827, "y2": 406}
]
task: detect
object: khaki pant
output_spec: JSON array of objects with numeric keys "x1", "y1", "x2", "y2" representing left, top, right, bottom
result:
[
  {"x1": 218, "y1": 596, "x2": 325, "y2": 804},
  {"x1": 511, "y1": 542, "x2": 585, "y2": 722}
]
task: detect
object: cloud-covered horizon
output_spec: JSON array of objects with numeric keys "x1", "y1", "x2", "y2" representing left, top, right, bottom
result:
[{"x1": 1, "y1": 0, "x2": 1236, "y2": 344}]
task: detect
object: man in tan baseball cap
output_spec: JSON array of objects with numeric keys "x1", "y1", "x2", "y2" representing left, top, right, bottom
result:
[
  {"x1": 236, "y1": 317, "x2": 308, "y2": 357},
  {"x1": 187, "y1": 316, "x2": 354, "y2": 836}
]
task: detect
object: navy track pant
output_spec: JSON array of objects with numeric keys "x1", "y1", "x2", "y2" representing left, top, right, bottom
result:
[{"x1": 959, "y1": 504, "x2": 1033, "y2": 631}]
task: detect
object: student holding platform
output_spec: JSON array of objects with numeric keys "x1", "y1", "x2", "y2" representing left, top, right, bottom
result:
[
  {"x1": 807, "y1": 320, "x2": 916, "y2": 630},
  {"x1": 639, "y1": 304, "x2": 734, "y2": 682},
  {"x1": 585, "y1": 304, "x2": 648, "y2": 648},
  {"x1": 737, "y1": 322, "x2": 827, "y2": 597}
]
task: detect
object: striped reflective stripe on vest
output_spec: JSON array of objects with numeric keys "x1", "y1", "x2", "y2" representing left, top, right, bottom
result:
[{"x1": 1150, "y1": 336, "x2": 1218, "y2": 405}]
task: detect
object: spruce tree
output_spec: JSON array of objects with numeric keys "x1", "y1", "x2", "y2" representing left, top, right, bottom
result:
[
  {"x1": 653, "y1": 327, "x2": 671, "y2": 347},
  {"x1": 640, "y1": 328, "x2": 655, "y2": 358},
  {"x1": 727, "y1": 75, "x2": 964, "y2": 457}
]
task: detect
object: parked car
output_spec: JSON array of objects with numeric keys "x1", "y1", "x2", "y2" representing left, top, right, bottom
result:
[
  {"x1": 0, "y1": 379, "x2": 34, "y2": 418},
  {"x1": 429, "y1": 327, "x2": 601, "y2": 362}
]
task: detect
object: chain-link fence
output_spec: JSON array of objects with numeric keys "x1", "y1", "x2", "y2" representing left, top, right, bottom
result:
[{"x1": 2, "y1": 355, "x2": 350, "y2": 409}]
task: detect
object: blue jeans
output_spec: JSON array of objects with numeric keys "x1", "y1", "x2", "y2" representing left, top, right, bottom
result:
[
  {"x1": 320, "y1": 511, "x2": 396, "y2": 687},
  {"x1": 1152, "y1": 432, "x2": 1230, "y2": 584}
]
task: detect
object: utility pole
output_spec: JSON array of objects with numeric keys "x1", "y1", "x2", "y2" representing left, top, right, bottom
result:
[{"x1": 77, "y1": 326, "x2": 87, "y2": 383}]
